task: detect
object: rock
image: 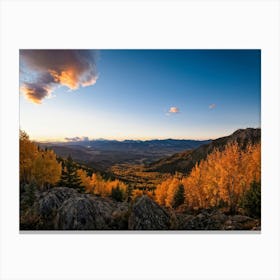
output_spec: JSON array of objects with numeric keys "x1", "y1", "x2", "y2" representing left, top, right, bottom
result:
[
  {"x1": 30, "y1": 187, "x2": 79, "y2": 229},
  {"x1": 196, "y1": 213, "x2": 205, "y2": 220},
  {"x1": 38, "y1": 187, "x2": 78, "y2": 218},
  {"x1": 231, "y1": 215, "x2": 253, "y2": 223},
  {"x1": 128, "y1": 196, "x2": 170, "y2": 230},
  {"x1": 175, "y1": 214, "x2": 195, "y2": 230},
  {"x1": 223, "y1": 215, "x2": 259, "y2": 230},
  {"x1": 23, "y1": 186, "x2": 131, "y2": 230},
  {"x1": 22, "y1": 186, "x2": 261, "y2": 231},
  {"x1": 111, "y1": 210, "x2": 129, "y2": 229},
  {"x1": 211, "y1": 212, "x2": 227, "y2": 223},
  {"x1": 179, "y1": 210, "x2": 229, "y2": 230},
  {"x1": 55, "y1": 195, "x2": 115, "y2": 230}
]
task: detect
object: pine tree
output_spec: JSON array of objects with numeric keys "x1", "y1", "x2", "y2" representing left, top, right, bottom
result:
[
  {"x1": 59, "y1": 155, "x2": 85, "y2": 192},
  {"x1": 172, "y1": 184, "x2": 185, "y2": 208},
  {"x1": 23, "y1": 182, "x2": 36, "y2": 207},
  {"x1": 242, "y1": 181, "x2": 261, "y2": 218},
  {"x1": 111, "y1": 185, "x2": 124, "y2": 202}
]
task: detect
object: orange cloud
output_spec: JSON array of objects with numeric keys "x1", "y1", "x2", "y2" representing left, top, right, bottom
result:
[
  {"x1": 20, "y1": 84, "x2": 52, "y2": 104},
  {"x1": 169, "y1": 106, "x2": 179, "y2": 113},
  {"x1": 49, "y1": 69, "x2": 79, "y2": 90},
  {"x1": 20, "y1": 50, "x2": 98, "y2": 104}
]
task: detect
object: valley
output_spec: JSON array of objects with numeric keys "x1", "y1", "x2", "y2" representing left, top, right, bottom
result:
[{"x1": 21, "y1": 128, "x2": 261, "y2": 230}]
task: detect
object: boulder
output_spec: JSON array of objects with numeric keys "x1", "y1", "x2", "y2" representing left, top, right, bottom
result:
[
  {"x1": 179, "y1": 210, "x2": 229, "y2": 230},
  {"x1": 223, "y1": 215, "x2": 259, "y2": 230},
  {"x1": 128, "y1": 195, "x2": 170, "y2": 230},
  {"x1": 110, "y1": 202, "x2": 129, "y2": 230},
  {"x1": 38, "y1": 187, "x2": 78, "y2": 218},
  {"x1": 55, "y1": 195, "x2": 115, "y2": 230}
]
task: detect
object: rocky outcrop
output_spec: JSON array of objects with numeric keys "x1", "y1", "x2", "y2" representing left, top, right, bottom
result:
[
  {"x1": 25, "y1": 187, "x2": 129, "y2": 230},
  {"x1": 175, "y1": 210, "x2": 260, "y2": 230},
  {"x1": 20, "y1": 188, "x2": 260, "y2": 230},
  {"x1": 128, "y1": 196, "x2": 170, "y2": 230},
  {"x1": 223, "y1": 215, "x2": 259, "y2": 230},
  {"x1": 55, "y1": 196, "x2": 115, "y2": 230},
  {"x1": 38, "y1": 187, "x2": 78, "y2": 218}
]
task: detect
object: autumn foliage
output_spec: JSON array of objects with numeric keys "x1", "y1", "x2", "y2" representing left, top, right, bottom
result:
[
  {"x1": 20, "y1": 130, "x2": 62, "y2": 190},
  {"x1": 20, "y1": 130, "x2": 261, "y2": 215},
  {"x1": 20, "y1": 130, "x2": 128, "y2": 200},
  {"x1": 77, "y1": 171, "x2": 127, "y2": 200},
  {"x1": 155, "y1": 142, "x2": 261, "y2": 212}
]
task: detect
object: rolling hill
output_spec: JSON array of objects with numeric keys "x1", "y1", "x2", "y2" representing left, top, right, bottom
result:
[
  {"x1": 146, "y1": 128, "x2": 261, "y2": 174},
  {"x1": 39, "y1": 139, "x2": 211, "y2": 171}
]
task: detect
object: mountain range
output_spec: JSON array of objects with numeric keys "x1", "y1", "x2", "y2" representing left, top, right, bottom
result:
[
  {"x1": 39, "y1": 138, "x2": 211, "y2": 171},
  {"x1": 146, "y1": 128, "x2": 261, "y2": 174},
  {"x1": 39, "y1": 128, "x2": 260, "y2": 175}
]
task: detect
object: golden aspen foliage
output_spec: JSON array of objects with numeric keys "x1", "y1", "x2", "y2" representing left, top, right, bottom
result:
[
  {"x1": 31, "y1": 149, "x2": 62, "y2": 190},
  {"x1": 91, "y1": 173, "x2": 109, "y2": 196},
  {"x1": 156, "y1": 141, "x2": 261, "y2": 212},
  {"x1": 77, "y1": 169, "x2": 93, "y2": 193},
  {"x1": 131, "y1": 189, "x2": 144, "y2": 200},
  {"x1": 165, "y1": 177, "x2": 181, "y2": 207},
  {"x1": 131, "y1": 189, "x2": 154, "y2": 200},
  {"x1": 155, "y1": 177, "x2": 173, "y2": 206},
  {"x1": 182, "y1": 141, "x2": 261, "y2": 211},
  {"x1": 78, "y1": 171, "x2": 128, "y2": 198},
  {"x1": 145, "y1": 190, "x2": 155, "y2": 200},
  {"x1": 20, "y1": 130, "x2": 62, "y2": 190},
  {"x1": 155, "y1": 176, "x2": 182, "y2": 207},
  {"x1": 20, "y1": 130, "x2": 39, "y2": 184}
]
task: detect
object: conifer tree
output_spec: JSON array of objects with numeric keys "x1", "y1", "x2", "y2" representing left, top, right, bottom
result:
[
  {"x1": 172, "y1": 184, "x2": 185, "y2": 208},
  {"x1": 111, "y1": 185, "x2": 124, "y2": 202},
  {"x1": 23, "y1": 182, "x2": 36, "y2": 207},
  {"x1": 59, "y1": 155, "x2": 85, "y2": 192},
  {"x1": 242, "y1": 181, "x2": 261, "y2": 218}
]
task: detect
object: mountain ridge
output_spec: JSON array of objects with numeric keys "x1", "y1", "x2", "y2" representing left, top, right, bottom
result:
[
  {"x1": 39, "y1": 138, "x2": 211, "y2": 171},
  {"x1": 146, "y1": 128, "x2": 261, "y2": 174}
]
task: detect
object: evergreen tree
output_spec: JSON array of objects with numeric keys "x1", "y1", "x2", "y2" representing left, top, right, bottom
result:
[
  {"x1": 59, "y1": 155, "x2": 85, "y2": 192},
  {"x1": 23, "y1": 182, "x2": 36, "y2": 207},
  {"x1": 172, "y1": 184, "x2": 185, "y2": 208},
  {"x1": 111, "y1": 185, "x2": 124, "y2": 202},
  {"x1": 241, "y1": 181, "x2": 261, "y2": 218}
]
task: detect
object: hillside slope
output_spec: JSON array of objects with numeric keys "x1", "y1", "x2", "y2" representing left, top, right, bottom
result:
[
  {"x1": 146, "y1": 128, "x2": 261, "y2": 174},
  {"x1": 40, "y1": 139, "x2": 210, "y2": 171}
]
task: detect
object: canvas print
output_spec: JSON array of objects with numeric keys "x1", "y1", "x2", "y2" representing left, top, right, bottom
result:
[{"x1": 19, "y1": 50, "x2": 261, "y2": 231}]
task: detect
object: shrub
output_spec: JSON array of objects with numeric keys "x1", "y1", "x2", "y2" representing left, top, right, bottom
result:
[{"x1": 242, "y1": 181, "x2": 261, "y2": 218}]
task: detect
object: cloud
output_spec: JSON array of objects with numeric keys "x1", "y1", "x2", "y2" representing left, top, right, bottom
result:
[
  {"x1": 209, "y1": 103, "x2": 216, "y2": 109},
  {"x1": 169, "y1": 106, "x2": 179, "y2": 113},
  {"x1": 20, "y1": 50, "x2": 98, "y2": 104},
  {"x1": 65, "y1": 136, "x2": 89, "y2": 142},
  {"x1": 20, "y1": 83, "x2": 52, "y2": 104}
]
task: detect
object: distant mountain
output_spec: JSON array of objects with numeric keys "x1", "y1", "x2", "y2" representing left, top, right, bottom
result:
[
  {"x1": 47, "y1": 138, "x2": 211, "y2": 151},
  {"x1": 39, "y1": 139, "x2": 211, "y2": 171},
  {"x1": 146, "y1": 128, "x2": 261, "y2": 174}
]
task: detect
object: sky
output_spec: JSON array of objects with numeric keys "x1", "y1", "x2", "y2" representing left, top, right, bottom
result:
[{"x1": 19, "y1": 50, "x2": 261, "y2": 141}]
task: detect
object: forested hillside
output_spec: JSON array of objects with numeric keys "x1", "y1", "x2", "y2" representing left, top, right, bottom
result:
[
  {"x1": 20, "y1": 128, "x2": 261, "y2": 230},
  {"x1": 147, "y1": 128, "x2": 260, "y2": 173}
]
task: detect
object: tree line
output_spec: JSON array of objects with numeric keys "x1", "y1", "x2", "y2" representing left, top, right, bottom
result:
[
  {"x1": 20, "y1": 130, "x2": 127, "y2": 202},
  {"x1": 20, "y1": 130, "x2": 261, "y2": 216},
  {"x1": 155, "y1": 141, "x2": 261, "y2": 216}
]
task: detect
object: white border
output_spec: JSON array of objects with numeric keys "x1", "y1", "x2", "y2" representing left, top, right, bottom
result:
[{"x1": 1, "y1": 0, "x2": 280, "y2": 280}]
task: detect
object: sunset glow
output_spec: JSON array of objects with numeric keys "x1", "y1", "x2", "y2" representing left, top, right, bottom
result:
[{"x1": 20, "y1": 50, "x2": 260, "y2": 141}]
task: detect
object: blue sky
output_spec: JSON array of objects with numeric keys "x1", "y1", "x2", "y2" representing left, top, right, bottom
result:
[{"x1": 20, "y1": 50, "x2": 261, "y2": 141}]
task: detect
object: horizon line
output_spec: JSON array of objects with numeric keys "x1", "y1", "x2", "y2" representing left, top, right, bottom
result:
[{"x1": 30, "y1": 127, "x2": 261, "y2": 144}]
